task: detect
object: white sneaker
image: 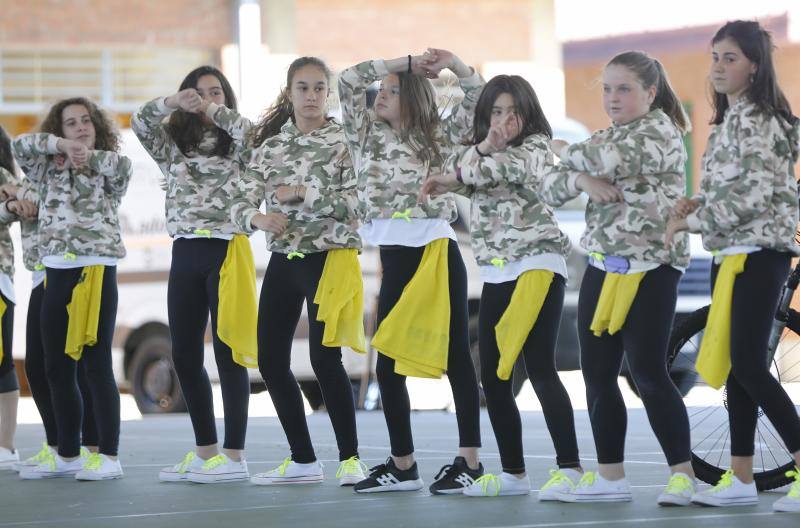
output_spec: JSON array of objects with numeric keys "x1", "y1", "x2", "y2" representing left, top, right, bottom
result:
[
  {"x1": 558, "y1": 471, "x2": 632, "y2": 502},
  {"x1": 187, "y1": 454, "x2": 249, "y2": 483},
  {"x1": 691, "y1": 470, "x2": 758, "y2": 506},
  {"x1": 159, "y1": 451, "x2": 205, "y2": 482},
  {"x1": 657, "y1": 472, "x2": 696, "y2": 506},
  {"x1": 336, "y1": 456, "x2": 368, "y2": 486},
  {"x1": 76, "y1": 453, "x2": 123, "y2": 481},
  {"x1": 538, "y1": 468, "x2": 583, "y2": 501},
  {"x1": 463, "y1": 472, "x2": 530, "y2": 497},
  {"x1": 19, "y1": 451, "x2": 83, "y2": 479},
  {"x1": 0, "y1": 446, "x2": 20, "y2": 470},
  {"x1": 11, "y1": 443, "x2": 55, "y2": 473},
  {"x1": 773, "y1": 467, "x2": 800, "y2": 513},
  {"x1": 251, "y1": 457, "x2": 324, "y2": 485}
]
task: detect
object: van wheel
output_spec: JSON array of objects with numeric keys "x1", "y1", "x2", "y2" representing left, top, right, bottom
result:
[{"x1": 129, "y1": 334, "x2": 186, "y2": 414}]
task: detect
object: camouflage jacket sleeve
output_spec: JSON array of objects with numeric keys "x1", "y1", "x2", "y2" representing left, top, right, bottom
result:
[
  {"x1": 88, "y1": 150, "x2": 133, "y2": 205},
  {"x1": 17, "y1": 177, "x2": 40, "y2": 205},
  {"x1": 539, "y1": 160, "x2": 582, "y2": 208},
  {"x1": 688, "y1": 108, "x2": 787, "y2": 233},
  {"x1": 206, "y1": 102, "x2": 255, "y2": 165},
  {"x1": 230, "y1": 149, "x2": 265, "y2": 235},
  {"x1": 453, "y1": 134, "x2": 552, "y2": 188},
  {"x1": 12, "y1": 133, "x2": 60, "y2": 181},
  {"x1": 131, "y1": 97, "x2": 174, "y2": 164},
  {"x1": 302, "y1": 149, "x2": 360, "y2": 222},
  {"x1": 559, "y1": 120, "x2": 671, "y2": 177},
  {"x1": 0, "y1": 167, "x2": 20, "y2": 225},
  {"x1": 338, "y1": 60, "x2": 384, "y2": 163},
  {"x1": 440, "y1": 70, "x2": 485, "y2": 149}
]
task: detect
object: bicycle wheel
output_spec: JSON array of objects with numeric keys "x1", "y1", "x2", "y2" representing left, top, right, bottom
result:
[{"x1": 667, "y1": 305, "x2": 800, "y2": 490}]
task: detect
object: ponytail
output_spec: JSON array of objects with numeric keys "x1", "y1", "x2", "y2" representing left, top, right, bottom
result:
[
  {"x1": 249, "y1": 56, "x2": 332, "y2": 148},
  {"x1": 607, "y1": 51, "x2": 691, "y2": 133}
]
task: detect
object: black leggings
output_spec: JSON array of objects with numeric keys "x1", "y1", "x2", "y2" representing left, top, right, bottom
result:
[
  {"x1": 0, "y1": 292, "x2": 16, "y2": 392},
  {"x1": 376, "y1": 241, "x2": 481, "y2": 457},
  {"x1": 24, "y1": 283, "x2": 97, "y2": 447},
  {"x1": 480, "y1": 275, "x2": 580, "y2": 474},
  {"x1": 710, "y1": 249, "x2": 800, "y2": 456},
  {"x1": 168, "y1": 238, "x2": 249, "y2": 450},
  {"x1": 258, "y1": 251, "x2": 359, "y2": 464},
  {"x1": 42, "y1": 266, "x2": 119, "y2": 458},
  {"x1": 578, "y1": 264, "x2": 690, "y2": 466}
]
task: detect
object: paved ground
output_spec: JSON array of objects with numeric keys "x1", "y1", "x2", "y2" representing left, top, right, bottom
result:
[{"x1": 2, "y1": 405, "x2": 797, "y2": 528}]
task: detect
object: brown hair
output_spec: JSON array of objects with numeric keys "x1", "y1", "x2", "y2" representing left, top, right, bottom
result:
[
  {"x1": 607, "y1": 51, "x2": 691, "y2": 133},
  {"x1": 40, "y1": 97, "x2": 121, "y2": 152},
  {"x1": 249, "y1": 57, "x2": 332, "y2": 147},
  {"x1": 166, "y1": 65, "x2": 238, "y2": 157},
  {"x1": 394, "y1": 72, "x2": 443, "y2": 166}
]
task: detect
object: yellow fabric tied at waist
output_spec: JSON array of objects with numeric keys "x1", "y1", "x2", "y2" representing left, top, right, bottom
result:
[
  {"x1": 313, "y1": 248, "x2": 366, "y2": 354},
  {"x1": 217, "y1": 235, "x2": 259, "y2": 369},
  {"x1": 0, "y1": 297, "x2": 6, "y2": 365},
  {"x1": 495, "y1": 270, "x2": 554, "y2": 381},
  {"x1": 371, "y1": 238, "x2": 450, "y2": 378},
  {"x1": 695, "y1": 253, "x2": 748, "y2": 389},
  {"x1": 65, "y1": 266, "x2": 105, "y2": 361},
  {"x1": 589, "y1": 271, "x2": 646, "y2": 337}
]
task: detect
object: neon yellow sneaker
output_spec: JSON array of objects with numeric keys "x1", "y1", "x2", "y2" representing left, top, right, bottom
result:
[
  {"x1": 19, "y1": 449, "x2": 83, "y2": 480},
  {"x1": 187, "y1": 453, "x2": 249, "y2": 484},
  {"x1": 690, "y1": 469, "x2": 757, "y2": 506},
  {"x1": 559, "y1": 471, "x2": 632, "y2": 503},
  {"x1": 75, "y1": 453, "x2": 123, "y2": 481},
  {"x1": 336, "y1": 456, "x2": 368, "y2": 486},
  {"x1": 251, "y1": 456, "x2": 323, "y2": 485},
  {"x1": 463, "y1": 472, "x2": 530, "y2": 497},
  {"x1": 11, "y1": 442, "x2": 53, "y2": 472},
  {"x1": 159, "y1": 451, "x2": 204, "y2": 482},
  {"x1": 773, "y1": 467, "x2": 800, "y2": 512},
  {"x1": 657, "y1": 472, "x2": 696, "y2": 506},
  {"x1": 538, "y1": 468, "x2": 582, "y2": 501}
]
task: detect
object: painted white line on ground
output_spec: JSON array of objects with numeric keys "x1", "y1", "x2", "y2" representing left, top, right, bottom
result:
[
  {"x1": 0, "y1": 497, "x2": 386, "y2": 527},
  {"x1": 483, "y1": 511, "x2": 780, "y2": 528}
]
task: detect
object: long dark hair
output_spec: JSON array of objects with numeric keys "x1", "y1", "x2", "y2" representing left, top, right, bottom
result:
[
  {"x1": 467, "y1": 75, "x2": 552, "y2": 147},
  {"x1": 607, "y1": 51, "x2": 690, "y2": 132},
  {"x1": 395, "y1": 72, "x2": 444, "y2": 166},
  {"x1": 0, "y1": 125, "x2": 13, "y2": 174},
  {"x1": 40, "y1": 97, "x2": 120, "y2": 152},
  {"x1": 710, "y1": 20, "x2": 797, "y2": 127},
  {"x1": 249, "y1": 57, "x2": 331, "y2": 147},
  {"x1": 166, "y1": 65, "x2": 237, "y2": 157}
]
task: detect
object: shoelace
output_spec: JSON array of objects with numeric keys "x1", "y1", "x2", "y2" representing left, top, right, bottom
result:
[
  {"x1": 28, "y1": 443, "x2": 51, "y2": 464},
  {"x1": 80, "y1": 447, "x2": 91, "y2": 459},
  {"x1": 201, "y1": 454, "x2": 228, "y2": 471},
  {"x1": 177, "y1": 451, "x2": 196, "y2": 474},
  {"x1": 367, "y1": 458, "x2": 392, "y2": 477},
  {"x1": 785, "y1": 467, "x2": 800, "y2": 498},
  {"x1": 392, "y1": 209, "x2": 412, "y2": 222},
  {"x1": 40, "y1": 449, "x2": 57, "y2": 471},
  {"x1": 273, "y1": 457, "x2": 293, "y2": 476},
  {"x1": 287, "y1": 252, "x2": 305, "y2": 260},
  {"x1": 432, "y1": 463, "x2": 457, "y2": 482},
  {"x1": 541, "y1": 469, "x2": 574, "y2": 490},
  {"x1": 83, "y1": 453, "x2": 103, "y2": 471},
  {"x1": 664, "y1": 473, "x2": 694, "y2": 495},
  {"x1": 474, "y1": 474, "x2": 501, "y2": 497},
  {"x1": 336, "y1": 456, "x2": 367, "y2": 478},
  {"x1": 709, "y1": 469, "x2": 735, "y2": 492},
  {"x1": 490, "y1": 258, "x2": 507, "y2": 270},
  {"x1": 63, "y1": 252, "x2": 77, "y2": 261},
  {"x1": 193, "y1": 229, "x2": 212, "y2": 238},
  {"x1": 576, "y1": 471, "x2": 597, "y2": 489}
]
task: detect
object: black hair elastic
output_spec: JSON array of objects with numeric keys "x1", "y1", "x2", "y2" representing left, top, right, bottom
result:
[{"x1": 407, "y1": 55, "x2": 412, "y2": 74}]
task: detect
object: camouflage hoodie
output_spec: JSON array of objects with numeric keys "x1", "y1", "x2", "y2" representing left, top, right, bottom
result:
[
  {"x1": 131, "y1": 98, "x2": 249, "y2": 237},
  {"x1": 686, "y1": 97, "x2": 800, "y2": 254},
  {"x1": 541, "y1": 109, "x2": 690, "y2": 268},
  {"x1": 12, "y1": 133, "x2": 130, "y2": 259},
  {"x1": 338, "y1": 60, "x2": 484, "y2": 223},
  {"x1": 448, "y1": 134, "x2": 571, "y2": 266},
  {"x1": 231, "y1": 118, "x2": 361, "y2": 254},
  {"x1": 0, "y1": 167, "x2": 20, "y2": 276}
]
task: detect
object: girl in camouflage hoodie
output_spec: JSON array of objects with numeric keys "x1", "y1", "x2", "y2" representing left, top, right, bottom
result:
[
  {"x1": 339, "y1": 49, "x2": 485, "y2": 494},
  {"x1": 541, "y1": 52, "x2": 696, "y2": 505},
  {"x1": 13, "y1": 98, "x2": 131, "y2": 481},
  {"x1": 668, "y1": 21, "x2": 800, "y2": 511},
  {"x1": 133, "y1": 66, "x2": 253, "y2": 484},
  {"x1": 420, "y1": 75, "x2": 585, "y2": 498},
  {"x1": 224, "y1": 57, "x2": 367, "y2": 487}
]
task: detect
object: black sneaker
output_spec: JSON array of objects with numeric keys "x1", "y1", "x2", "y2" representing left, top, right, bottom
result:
[
  {"x1": 429, "y1": 456, "x2": 484, "y2": 495},
  {"x1": 353, "y1": 457, "x2": 424, "y2": 493}
]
